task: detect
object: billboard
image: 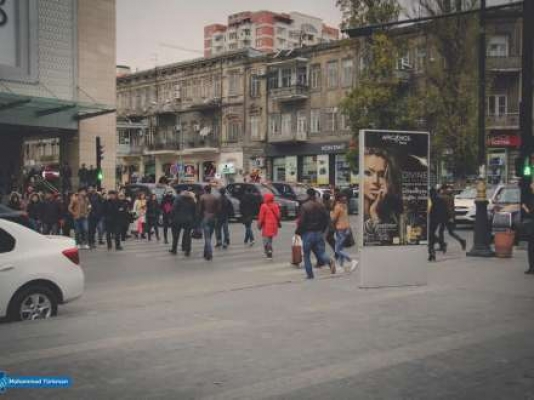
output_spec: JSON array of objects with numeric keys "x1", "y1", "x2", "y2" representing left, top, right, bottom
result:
[{"x1": 361, "y1": 130, "x2": 429, "y2": 247}]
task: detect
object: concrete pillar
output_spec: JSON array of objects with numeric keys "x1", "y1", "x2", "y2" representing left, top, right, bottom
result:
[{"x1": 155, "y1": 156, "x2": 163, "y2": 182}]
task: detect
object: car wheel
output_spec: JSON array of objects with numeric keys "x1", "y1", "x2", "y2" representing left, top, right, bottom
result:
[{"x1": 8, "y1": 285, "x2": 58, "y2": 322}]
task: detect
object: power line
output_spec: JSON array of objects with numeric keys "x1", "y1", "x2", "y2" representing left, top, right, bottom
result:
[{"x1": 158, "y1": 42, "x2": 204, "y2": 55}]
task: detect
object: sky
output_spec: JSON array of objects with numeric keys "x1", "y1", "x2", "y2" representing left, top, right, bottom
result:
[{"x1": 116, "y1": 0, "x2": 343, "y2": 72}]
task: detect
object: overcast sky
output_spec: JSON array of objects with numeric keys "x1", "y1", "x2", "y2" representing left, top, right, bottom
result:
[{"x1": 116, "y1": 0, "x2": 343, "y2": 72}]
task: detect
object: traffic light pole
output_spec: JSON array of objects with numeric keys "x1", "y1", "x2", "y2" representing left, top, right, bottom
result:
[
  {"x1": 467, "y1": 0, "x2": 495, "y2": 258},
  {"x1": 96, "y1": 136, "x2": 103, "y2": 190}
]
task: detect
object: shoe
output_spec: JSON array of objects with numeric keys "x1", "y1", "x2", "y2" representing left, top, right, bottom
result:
[
  {"x1": 169, "y1": 250, "x2": 177, "y2": 255},
  {"x1": 349, "y1": 260, "x2": 358, "y2": 273},
  {"x1": 83, "y1": 244, "x2": 90, "y2": 250},
  {"x1": 441, "y1": 243, "x2": 447, "y2": 254},
  {"x1": 164, "y1": 240, "x2": 169, "y2": 245},
  {"x1": 428, "y1": 253, "x2": 436, "y2": 262},
  {"x1": 306, "y1": 276, "x2": 314, "y2": 280},
  {"x1": 525, "y1": 269, "x2": 534, "y2": 275},
  {"x1": 460, "y1": 239, "x2": 467, "y2": 251},
  {"x1": 222, "y1": 244, "x2": 228, "y2": 249},
  {"x1": 249, "y1": 241, "x2": 255, "y2": 247},
  {"x1": 205, "y1": 254, "x2": 213, "y2": 261},
  {"x1": 266, "y1": 250, "x2": 273, "y2": 258},
  {"x1": 185, "y1": 251, "x2": 191, "y2": 257},
  {"x1": 107, "y1": 246, "x2": 112, "y2": 251},
  {"x1": 116, "y1": 246, "x2": 123, "y2": 251},
  {"x1": 98, "y1": 240, "x2": 105, "y2": 245},
  {"x1": 329, "y1": 259, "x2": 336, "y2": 274},
  {"x1": 215, "y1": 243, "x2": 222, "y2": 248}
]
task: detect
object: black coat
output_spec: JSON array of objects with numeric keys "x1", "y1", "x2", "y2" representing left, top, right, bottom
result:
[
  {"x1": 240, "y1": 193, "x2": 258, "y2": 222},
  {"x1": 103, "y1": 199, "x2": 121, "y2": 227},
  {"x1": 27, "y1": 201, "x2": 43, "y2": 220},
  {"x1": 218, "y1": 195, "x2": 234, "y2": 220},
  {"x1": 41, "y1": 199, "x2": 62, "y2": 225},
  {"x1": 146, "y1": 199, "x2": 161, "y2": 221},
  {"x1": 171, "y1": 194, "x2": 197, "y2": 225}
]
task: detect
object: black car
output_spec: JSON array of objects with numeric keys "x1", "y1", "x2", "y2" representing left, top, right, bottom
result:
[
  {"x1": 226, "y1": 183, "x2": 299, "y2": 219},
  {"x1": 0, "y1": 204, "x2": 30, "y2": 227},
  {"x1": 271, "y1": 182, "x2": 310, "y2": 204},
  {"x1": 173, "y1": 183, "x2": 241, "y2": 220}
]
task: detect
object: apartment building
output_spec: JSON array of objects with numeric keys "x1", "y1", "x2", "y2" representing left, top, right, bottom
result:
[{"x1": 204, "y1": 11, "x2": 339, "y2": 57}]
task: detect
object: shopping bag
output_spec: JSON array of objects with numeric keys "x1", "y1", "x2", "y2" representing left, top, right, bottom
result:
[
  {"x1": 191, "y1": 226, "x2": 203, "y2": 240},
  {"x1": 291, "y1": 235, "x2": 303, "y2": 266}
]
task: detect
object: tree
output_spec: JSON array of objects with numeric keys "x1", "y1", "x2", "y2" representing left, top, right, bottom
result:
[{"x1": 337, "y1": 0, "x2": 401, "y2": 29}]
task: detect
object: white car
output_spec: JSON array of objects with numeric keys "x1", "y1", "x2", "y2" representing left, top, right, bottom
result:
[
  {"x1": 454, "y1": 186, "x2": 498, "y2": 223},
  {"x1": 0, "y1": 219, "x2": 84, "y2": 322}
]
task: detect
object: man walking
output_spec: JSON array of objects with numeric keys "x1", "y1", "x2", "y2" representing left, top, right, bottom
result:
[
  {"x1": 240, "y1": 187, "x2": 257, "y2": 246},
  {"x1": 296, "y1": 188, "x2": 336, "y2": 279},
  {"x1": 215, "y1": 187, "x2": 233, "y2": 249},
  {"x1": 438, "y1": 185, "x2": 467, "y2": 252},
  {"x1": 88, "y1": 187, "x2": 105, "y2": 248},
  {"x1": 169, "y1": 189, "x2": 197, "y2": 257},
  {"x1": 103, "y1": 190, "x2": 123, "y2": 251},
  {"x1": 41, "y1": 192, "x2": 61, "y2": 235},
  {"x1": 69, "y1": 188, "x2": 91, "y2": 249},
  {"x1": 199, "y1": 185, "x2": 218, "y2": 260}
]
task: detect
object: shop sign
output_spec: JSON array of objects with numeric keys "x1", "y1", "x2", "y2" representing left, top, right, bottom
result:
[
  {"x1": 487, "y1": 134, "x2": 521, "y2": 148},
  {"x1": 219, "y1": 163, "x2": 236, "y2": 175},
  {"x1": 266, "y1": 141, "x2": 349, "y2": 157}
]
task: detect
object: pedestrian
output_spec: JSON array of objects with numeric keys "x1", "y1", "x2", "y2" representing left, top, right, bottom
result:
[
  {"x1": 240, "y1": 187, "x2": 258, "y2": 246},
  {"x1": 257, "y1": 192, "x2": 281, "y2": 259},
  {"x1": 146, "y1": 193, "x2": 161, "y2": 241},
  {"x1": 7, "y1": 192, "x2": 23, "y2": 211},
  {"x1": 117, "y1": 192, "x2": 131, "y2": 242},
  {"x1": 428, "y1": 188, "x2": 448, "y2": 261},
  {"x1": 296, "y1": 188, "x2": 336, "y2": 279},
  {"x1": 161, "y1": 190, "x2": 175, "y2": 244},
  {"x1": 61, "y1": 193, "x2": 74, "y2": 237},
  {"x1": 169, "y1": 190, "x2": 197, "y2": 256},
  {"x1": 41, "y1": 192, "x2": 62, "y2": 235},
  {"x1": 103, "y1": 190, "x2": 123, "y2": 251},
  {"x1": 215, "y1": 187, "x2": 233, "y2": 249},
  {"x1": 133, "y1": 192, "x2": 147, "y2": 239},
  {"x1": 438, "y1": 184, "x2": 467, "y2": 252},
  {"x1": 26, "y1": 193, "x2": 43, "y2": 232},
  {"x1": 331, "y1": 194, "x2": 358, "y2": 272},
  {"x1": 78, "y1": 163, "x2": 88, "y2": 188},
  {"x1": 322, "y1": 192, "x2": 335, "y2": 212},
  {"x1": 61, "y1": 162, "x2": 72, "y2": 193},
  {"x1": 199, "y1": 185, "x2": 218, "y2": 260},
  {"x1": 69, "y1": 188, "x2": 91, "y2": 248},
  {"x1": 522, "y1": 181, "x2": 534, "y2": 274},
  {"x1": 88, "y1": 187, "x2": 105, "y2": 248}
]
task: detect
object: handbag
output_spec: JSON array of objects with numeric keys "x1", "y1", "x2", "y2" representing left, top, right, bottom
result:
[
  {"x1": 343, "y1": 229, "x2": 355, "y2": 248},
  {"x1": 191, "y1": 227, "x2": 203, "y2": 240},
  {"x1": 291, "y1": 235, "x2": 303, "y2": 266}
]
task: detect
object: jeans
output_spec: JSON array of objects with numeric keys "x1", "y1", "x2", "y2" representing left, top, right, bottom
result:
[
  {"x1": 262, "y1": 236, "x2": 273, "y2": 255},
  {"x1": 244, "y1": 221, "x2": 254, "y2": 243},
  {"x1": 171, "y1": 223, "x2": 192, "y2": 254},
  {"x1": 202, "y1": 217, "x2": 216, "y2": 258},
  {"x1": 215, "y1": 217, "x2": 230, "y2": 246},
  {"x1": 438, "y1": 221, "x2": 465, "y2": 247},
  {"x1": 106, "y1": 225, "x2": 121, "y2": 249},
  {"x1": 146, "y1": 218, "x2": 160, "y2": 240},
  {"x1": 42, "y1": 223, "x2": 59, "y2": 235},
  {"x1": 302, "y1": 231, "x2": 331, "y2": 279},
  {"x1": 74, "y1": 218, "x2": 88, "y2": 246},
  {"x1": 334, "y1": 229, "x2": 352, "y2": 266},
  {"x1": 89, "y1": 217, "x2": 104, "y2": 245}
]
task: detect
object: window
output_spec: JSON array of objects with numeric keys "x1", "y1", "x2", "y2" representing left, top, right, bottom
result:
[
  {"x1": 281, "y1": 68, "x2": 292, "y2": 87},
  {"x1": 297, "y1": 111, "x2": 307, "y2": 134},
  {"x1": 268, "y1": 71, "x2": 279, "y2": 90},
  {"x1": 229, "y1": 32, "x2": 238, "y2": 40},
  {"x1": 297, "y1": 66, "x2": 307, "y2": 86},
  {"x1": 229, "y1": 43, "x2": 238, "y2": 50},
  {"x1": 487, "y1": 36, "x2": 509, "y2": 57},
  {"x1": 341, "y1": 59, "x2": 354, "y2": 88},
  {"x1": 415, "y1": 47, "x2": 426, "y2": 73},
  {"x1": 277, "y1": 27, "x2": 286, "y2": 35},
  {"x1": 310, "y1": 109, "x2": 321, "y2": 133},
  {"x1": 324, "y1": 108, "x2": 337, "y2": 132},
  {"x1": 397, "y1": 51, "x2": 411, "y2": 70},
  {"x1": 227, "y1": 120, "x2": 241, "y2": 142},
  {"x1": 250, "y1": 74, "x2": 261, "y2": 97},
  {"x1": 0, "y1": 228, "x2": 15, "y2": 253},
  {"x1": 242, "y1": 29, "x2": 251, "y2": 36},
  {"x1": 250, "y1": 115, "x2": 261, "y2": 141},
  {"x1": 228, "y1": 73, "x2": 241, "y2": 96},
  {"x1": 488, "y1": 95, "x2": 507, "y2": 116},
  {"x1": 256, "y1": 39, "x2": 263, "y2": 48},
  {"x1": 310, "y1": 64, "x2": 321, "y2": 89},
  {"x1": 326, "y1": 61, "x2": 338, "y2": 89},
  {"x1": 340, "y1": 113, "x2": 350, "y2": 131},
  {"x1": 269, "y1": 114, "x2": 281, "y2": 136},
  {"x1": 281, "y1": 113, "x2": 292, "y2": 136}
]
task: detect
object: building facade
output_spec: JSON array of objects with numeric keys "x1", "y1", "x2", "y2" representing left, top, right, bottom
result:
[
  {"x1": 204, "y1": 11, "x2": 339, "y2": 57},
  {"x1": 0, "y1": 0, "x2": 116, "y2": 192}
]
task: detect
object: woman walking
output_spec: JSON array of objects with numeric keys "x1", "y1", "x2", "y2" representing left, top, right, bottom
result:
[
  {"x1": 331, "y1": 194, "x2": 358, "y2": 272},
  {"x1": 257, "y1": 193, "x2": 280, "y2": 259},
  {"x1": 133, "y1": 192, "x2": 147, "y2": 239},
  {"x1": 146, "y1": 193, "x2": 161, "y2": 241}
]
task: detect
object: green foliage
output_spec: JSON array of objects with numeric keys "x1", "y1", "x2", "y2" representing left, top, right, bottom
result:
[{"x1": 337, "y1": 0, "x2": 401, "y2": 29}]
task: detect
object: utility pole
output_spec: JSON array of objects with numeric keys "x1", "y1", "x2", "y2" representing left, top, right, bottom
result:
[{"x1": 467, "y1": 0, "x2": 494, "y2": 257}]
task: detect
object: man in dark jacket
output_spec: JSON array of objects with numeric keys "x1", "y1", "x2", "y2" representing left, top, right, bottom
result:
[
  {"x1": 170, "y1": 190, "x2": 197, "y2": 256},
  {"x1": 428, "y1": 188, "x2": 448, "y2": 261},
  {"x1": 215, "y1": 188, "x2": 233, "y2": 249},
  {"x1": 103, "y1": 190, "x2": 123, "y2": 250},
  {"x1": 41, "y1": 192, "x2": 62, "y2": 235},
  {"x1": 240, "y1": 187, "x2": 258, "y2": 246},
  {"x1": 199, "y1": 185, "x2": 218, "y2": 260},
  {"x1": 438, "y1": 185, "x2": 466, "y2": 252},
  {"x1": 296, "y1": 188, "x2": 335, "y2": 279},
  {"x1": 146, "y1": 193, "x2": 161, "y2": 241},
  {"x1": 88, "y1": 187, "x2": 105, "y2": 248}
]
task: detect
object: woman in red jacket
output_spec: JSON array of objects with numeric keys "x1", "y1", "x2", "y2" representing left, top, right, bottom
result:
[{"x1": 257, "y1": 193, "x2": 281, "y2": 258}]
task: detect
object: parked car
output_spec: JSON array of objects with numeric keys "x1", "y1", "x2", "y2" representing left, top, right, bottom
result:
[
  {"x1": 489, "y1": 185, "x2": 525, "y2": 241},
  {"x1": 0, "y1": 204, "x2": 30, "y2": 227},
  {"x1": 226, "y1": 183, "x2": 299, "y2": 219},
  {"x1": 0, "y1": 219, "x2": 84, "y2": 322},
  {"x1": 454, "y1": 186, "x2": 497, "y2": 224},
  {"x1": 173, "y1": 183, "x2": 241, "y2": 220},
  {"x1": 271, "y1": 182, "x2": 310, "y2": 204},
  {"x1": 122, "y1": 183, "x2": 175, "y2": 204}
]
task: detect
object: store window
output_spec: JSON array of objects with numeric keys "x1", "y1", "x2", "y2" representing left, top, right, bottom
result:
[
  {"x1": 335, "y1": 154, "x2": 351, "y2": 186},
  {"x1": 273, "y1": 157, "x2": 286, "y2": 182},
  {"x1": 301, "y1": 156, "x2": 318, "y2": 184}
]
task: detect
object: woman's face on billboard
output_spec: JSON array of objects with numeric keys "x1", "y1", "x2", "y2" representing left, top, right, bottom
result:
[{"x1": 364, "y1": 154, "x2": 388, "y2": 202}]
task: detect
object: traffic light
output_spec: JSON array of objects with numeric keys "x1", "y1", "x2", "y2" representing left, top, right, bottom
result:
[
  {"x1": 515, "y1": 156, "x2": 532, "y2": 178},
  {"x1": 96, "y1": 136, "x2": 104, "y2": 169},
  {"x1": 97, "y1": 168, "x2": 103, "y2": 182}
]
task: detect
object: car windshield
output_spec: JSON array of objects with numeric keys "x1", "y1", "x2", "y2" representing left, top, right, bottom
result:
[
  {"x1": 457, "y1": 188, "x2": 477, "y2": 199},
  {"x1": 495, "y1": 188, "x2": 520, "y2": 204}
]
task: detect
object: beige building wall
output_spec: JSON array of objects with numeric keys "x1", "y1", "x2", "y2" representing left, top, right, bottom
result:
[{"x1": 76, "y1": 0, "x2": 117, "y2": 189}]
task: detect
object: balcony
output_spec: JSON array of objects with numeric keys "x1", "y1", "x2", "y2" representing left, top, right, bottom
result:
[
  {"x1": 181, "y1": 97, "x2": 222, "y2": 112},
  {"x1": 268, "y1": 130, "x2": 307, "y2": 143},
  {"x1": 487, "y1": 113, "x2": 519, "y2": 129},
  {"x1": 487, "y1": 56, "x2": 521, "y2": 72},
  {"x1": 270, "y1": 84, "x2": 309, "y2": 102},
  {"x1": 146, "y1": 140, "x2": 181, "y2": 153},
  {"x1": 117, "y1": 143, "x2": 144, "y2": 156}
]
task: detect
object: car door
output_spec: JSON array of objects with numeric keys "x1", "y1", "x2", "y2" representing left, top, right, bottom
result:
[{"x1": 0, "y1": 227, "x2": 18, "y2": 317}]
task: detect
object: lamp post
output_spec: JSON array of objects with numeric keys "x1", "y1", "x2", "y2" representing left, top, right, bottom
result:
[{"x1": 467, "y1": 0, "x2": 494, "y2": 257}]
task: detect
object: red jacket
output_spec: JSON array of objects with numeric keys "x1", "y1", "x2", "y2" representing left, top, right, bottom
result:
[{"x1": 257, "y1": 193, "x2": 280, "y2": 237}]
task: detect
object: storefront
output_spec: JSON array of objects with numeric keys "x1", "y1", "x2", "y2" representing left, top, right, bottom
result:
[
  {"x1": 267, "y1": 141, "x2": 357, "y2": 187},
  {"x1": 487, "y1": 133, "x2": 520, "y2": 184}
]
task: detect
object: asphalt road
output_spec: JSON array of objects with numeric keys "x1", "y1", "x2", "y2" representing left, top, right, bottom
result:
[{"x1": 1, "y1": 219, "x2": 533, "y2": 399}]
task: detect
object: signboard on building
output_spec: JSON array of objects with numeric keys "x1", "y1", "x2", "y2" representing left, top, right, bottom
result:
[
  {"x1": 317, "y1": 154, "x2": 329, "y2": 185},
  {"x1": 359, "y1": 130, "x2": 429, "y2": 288},
  {"x1": 487, "y1": 134, "x2": 521, "y2": 148}
]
